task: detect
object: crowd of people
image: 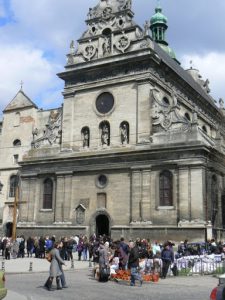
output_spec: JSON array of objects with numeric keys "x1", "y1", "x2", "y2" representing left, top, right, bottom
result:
[{"x1": 0, "y1": 234, "x2": 224, "y2": 289}]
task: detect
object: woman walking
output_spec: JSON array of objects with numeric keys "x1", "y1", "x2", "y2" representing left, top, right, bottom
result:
[{"x1": 45, "y1": 241, "x2": 66, "y2": 291}]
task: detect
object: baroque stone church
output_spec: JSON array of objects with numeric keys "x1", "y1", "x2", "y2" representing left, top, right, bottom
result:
[{"x1": 1, "y1": 0, "x2": 225, "y2": 241}]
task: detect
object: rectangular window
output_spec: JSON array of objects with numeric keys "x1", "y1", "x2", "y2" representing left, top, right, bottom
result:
[
  {"x1": 97, "y1": 193, "x2": 106, "y2": 209},
  {"x1": 13, "y1": 155, "x2": 19, "y2": 164}
]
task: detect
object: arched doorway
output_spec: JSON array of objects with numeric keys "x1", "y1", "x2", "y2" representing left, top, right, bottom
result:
[
  {"x1": 5, "y1": 222, "x2": 13, "y2": 237},
  {"x1": 96, "y1": 215, "x2": 109, "y2": 236}
]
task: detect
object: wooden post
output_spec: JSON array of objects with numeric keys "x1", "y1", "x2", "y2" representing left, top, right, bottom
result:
[{"x1": 12, "y1": 186, "x2": 19, "y2": 241}]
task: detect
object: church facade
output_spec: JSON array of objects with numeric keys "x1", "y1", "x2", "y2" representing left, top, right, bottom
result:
[{"x1": 1, "y1": 0, "x2": 225, "y2": 242}]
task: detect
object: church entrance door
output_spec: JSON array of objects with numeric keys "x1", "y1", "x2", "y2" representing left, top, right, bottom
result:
[{"x1": 96, "y1": 214, "x2": 109, "y2": 236}]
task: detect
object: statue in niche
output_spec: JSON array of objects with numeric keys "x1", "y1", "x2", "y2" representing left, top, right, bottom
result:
[
  {"x1": 102, "y1": 36, "x2": 111, "y2": 56},
  {"x1": 101, "y1": 124, "x2": 109, "y2": 146},
  {"x1": 83, "y1": 128, "x2": 90, "y2": 148},
  {"x1": 120, "y1": 123, "x2": 128, "y2": 145}
]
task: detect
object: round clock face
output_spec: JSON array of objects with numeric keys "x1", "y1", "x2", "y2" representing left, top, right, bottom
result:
[{"x1": 96, "y1": 92, "x2": 114, "y2": 114}]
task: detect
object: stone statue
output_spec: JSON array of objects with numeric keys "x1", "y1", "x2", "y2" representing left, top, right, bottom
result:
[
  {"x1": 121, "y1": 123, "x2": 128, "y2": 144},
  {"x1": 144, "y1": 21, "x2": 150, "y2": 36},
  {"x1": 32, "y1": 128, "x2": 38, "y2": 141},
  {"x1": 102, "y1": 36, "x2": 111, "y2": 56},
  {"x1": 70, "y1": 40, "x2": 75, "y2": 55},
  {"x1": 101, "y1": 124, "x2": 109, "y2": 145},
  {"x1": 83, "y1": 129, "x2": 89, "y2": 148},
  {"x1": 219, "y1": 98, "x2": 224, "y2": 109}
]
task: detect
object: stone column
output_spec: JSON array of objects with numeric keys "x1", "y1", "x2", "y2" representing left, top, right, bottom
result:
[
  {"x1": 136, "y1": 80, "x2": 151, "y2": 144},
  {"x1": 131, "y1": 170, "x2": 141, "y2": 222},
  {"x1": 19, "y1": 178, "x2": 30, "y2": 222},
  {"x1": 61, "y1": 97, "x2": 74, "y2": 150},
  {"x1": 141, "y1": 169, "x2": 151, "y2": 221},
  {"x1": 190, "y1": 167, "x2": 204, "y2": 221},
  {"x1": 26, "y1": 178, "x2": 36, "y2": 222},
  {"x1": 55, "y1": 175, "x2": 65, "y2": 222},
  {"x1": 178, "y1": 167, "x2": 190, "y2": 221},
  {"x1": 63, "y1": 173, "x2": 73, "y2": 222}
]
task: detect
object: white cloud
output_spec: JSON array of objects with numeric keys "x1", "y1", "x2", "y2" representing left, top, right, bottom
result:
[
  {"x1": 0, "y1": 44, "x2": 62, "y2": 112},
  {"x1": 181, "y1": 52, "x2": 225, "y2": 101},
  {"x1": 8, "y1": 0, "x2": 95, "y2": 54}
]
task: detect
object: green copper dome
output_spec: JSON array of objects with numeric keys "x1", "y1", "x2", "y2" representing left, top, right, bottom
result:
[
  {"x1": 159, "y1": 44, "x2": 176, "y2": 60},
  {"x1": 150, "y1": 5, "x2": 178, "y2": 62},
  {"x1": 150, "y1": 6, "x2": 167, "y2": 26}
]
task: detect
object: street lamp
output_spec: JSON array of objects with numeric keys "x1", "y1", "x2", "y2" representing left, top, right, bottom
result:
[{"x1": 0, "y1": 181, "x2": 3, "y2": 193}]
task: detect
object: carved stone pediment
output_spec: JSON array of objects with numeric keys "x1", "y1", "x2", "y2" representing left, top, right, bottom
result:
[{"x1": 65, "y1": 0, "x2": 151, "y2": 65}]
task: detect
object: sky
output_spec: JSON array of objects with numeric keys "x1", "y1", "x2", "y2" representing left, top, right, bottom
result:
[{"x1": 0, "y1": 0, "x2": 225, "y2": 116}]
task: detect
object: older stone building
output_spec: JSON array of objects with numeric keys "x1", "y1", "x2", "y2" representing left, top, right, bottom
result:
[{"x1": 1, "y1": 0, "x2": 225, "y2": 241}]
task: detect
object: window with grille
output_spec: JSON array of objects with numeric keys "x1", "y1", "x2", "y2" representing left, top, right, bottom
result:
[
  {"x1": 9, "y1": 175, "x2": 19, "y2": 197},
  {"x1": 159, "y1": 170, "x2": 173, "y2": 206},
  {"x1": 43, "y1": 179, "x2": 53, "y2": 209}
]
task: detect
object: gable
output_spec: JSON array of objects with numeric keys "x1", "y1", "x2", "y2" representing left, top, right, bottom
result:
[{"x1": 3, "y1": 89, "x2": 38, "y2": 112}]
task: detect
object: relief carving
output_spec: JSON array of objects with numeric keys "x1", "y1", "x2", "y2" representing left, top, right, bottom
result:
[
  {"x1": 116, "y1": 34, "x2": 130, "y2": 53},
  {"x1": 76, "y1": 204, "x2": 86, "y2": 225},
  {"x1": 102, "y1": 7, "x2": 113, "y2": 19},
  {"x1": 119, "y1": 0, "x2": 132, "y2": 10},
  {"x1": 32, "y1": 109, "x2": 62, "y2": 148},
  {"x1": 83, "y1": 43, "x2": 96, "y2": 61},
  {"x1": 151, "y1": 88, "x2": 191, "y2": 132}
]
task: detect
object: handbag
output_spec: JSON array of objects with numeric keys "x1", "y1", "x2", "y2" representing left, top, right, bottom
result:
[
  {"x1": 99, "y1": 266, "x2": 110, "y2": 282},
  {"x1": 46, "y1": 252, "x2": 52, "y2": 262}
]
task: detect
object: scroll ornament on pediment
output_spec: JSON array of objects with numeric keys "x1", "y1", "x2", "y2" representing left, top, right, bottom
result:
[
  {"x1": 151, "y1": 88, "x2": 191, "y2": 132},
  {"x1": 32, "y1": 110, "x2": 62, "y2": 149}
]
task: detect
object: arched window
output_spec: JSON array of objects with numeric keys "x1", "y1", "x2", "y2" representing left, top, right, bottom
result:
[
  {"x1": 99, "y1": 121, "x2": 110, "y2": 146},
  {"x1": 102, "y1": 28, "x2": 111, "y2": 56},
  {"x1": 81, "y1": 127, "x2": 90, "y2": 148},
  {"x1": 211, "y1": 175, "x2": 218, "y2": 225},
  {"x1": 162, "y1": 97, "x2": 170, "y2": 106},
  {"x1": 13, "y1": 139, "x2": 21, "y2": 147},
  {"x1": 202, "y1": 125, "x2": 207, "y2": 133},
  {"x1": 159, "y1": 170, "x2": 173, "y2": 206},
  {"x1": 120, "y1": 121, "x2": 129, "y2": 145},
  {"x1": 9, "y1": 175, "x2": 19, "y2": 197},
  {"x1": 43, "y1": 179, "x2": 53, "y2": 209},
  {"x1": 184, "y1": 113, "x2": 191, "y2": 122}
]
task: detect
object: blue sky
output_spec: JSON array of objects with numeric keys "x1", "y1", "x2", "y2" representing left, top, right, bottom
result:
[{"x1": 0, "y1": 0, "x2": 225, "y2": 116}]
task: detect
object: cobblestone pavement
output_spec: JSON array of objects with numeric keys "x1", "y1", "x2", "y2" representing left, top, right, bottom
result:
[{"x1": 4, "y1": 268, "x2": 218, "y2": 300}]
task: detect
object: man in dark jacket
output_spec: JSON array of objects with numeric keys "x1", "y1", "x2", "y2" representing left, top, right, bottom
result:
[
  {"x1": 161, "y1": 243, "x2": 174, "y2": 279},
  {"x1": 128, "y1": 239, "x2": 142, "y2": 287}
]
